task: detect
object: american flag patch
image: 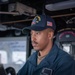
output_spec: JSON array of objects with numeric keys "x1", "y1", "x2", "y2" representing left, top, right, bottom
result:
[{"x1": 47, "y1": 21, "x2": 52, "y2": 26}]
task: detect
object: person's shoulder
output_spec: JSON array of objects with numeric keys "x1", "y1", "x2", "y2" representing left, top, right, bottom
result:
[
  {"x1": 57, "y1": 48, "x2": 74, "y2": 63},
  {"x1": 51, "y1": 44, "x2": 74, "y2": 62},
  {"x1": 54, "y1": 44, "x2": 72, "y2": 58}
]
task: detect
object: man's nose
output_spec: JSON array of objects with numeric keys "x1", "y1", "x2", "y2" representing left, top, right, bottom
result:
[{"x1": 31, "y1": 34, "x2": 36, "y2": 41}]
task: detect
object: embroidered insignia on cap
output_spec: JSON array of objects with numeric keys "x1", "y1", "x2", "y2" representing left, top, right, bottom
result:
[
  {"x1": 47, "y1": 21, "x2": 52, "y2": 26},
  {"x1": 31, "y1": 16, "x2": 41, "y2": 25}
]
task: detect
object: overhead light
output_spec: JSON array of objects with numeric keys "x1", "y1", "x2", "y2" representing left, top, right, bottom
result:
[{"x1": 45, "y1": 0, "x2": 75, "y2": 11}]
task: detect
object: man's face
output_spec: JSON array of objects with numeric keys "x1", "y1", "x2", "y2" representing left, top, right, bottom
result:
[{"x1": 30, "y1": 28, "x2": 53, "y2": 51}]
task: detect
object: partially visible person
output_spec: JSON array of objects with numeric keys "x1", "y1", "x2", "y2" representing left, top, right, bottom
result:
[{"x1": 17, "y1": 15, "x2": 75, "y2": 75}]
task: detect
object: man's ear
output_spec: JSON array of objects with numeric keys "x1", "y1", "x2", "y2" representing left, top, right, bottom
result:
[{"x1": 48, "y1": 31, "x2": 54, "y2": 40}]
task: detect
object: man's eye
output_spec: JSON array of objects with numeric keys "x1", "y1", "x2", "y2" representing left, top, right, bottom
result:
[{"x1": 36, "y1": 32, "x2": 40, "y2": 34}]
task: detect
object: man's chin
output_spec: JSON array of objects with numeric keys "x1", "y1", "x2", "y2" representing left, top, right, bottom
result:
[{"x1": 33, "y1": 47, "x2": 39, "y2": 51}]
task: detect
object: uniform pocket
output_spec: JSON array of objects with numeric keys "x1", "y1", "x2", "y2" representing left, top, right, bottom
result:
[{"x1": 40, "y1": 68, "x2": 52, "y2": 75}]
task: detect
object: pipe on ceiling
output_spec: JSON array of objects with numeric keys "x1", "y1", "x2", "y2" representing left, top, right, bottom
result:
[{"x1": 0, "y1": 13, "x2": 75, "y2": 24}]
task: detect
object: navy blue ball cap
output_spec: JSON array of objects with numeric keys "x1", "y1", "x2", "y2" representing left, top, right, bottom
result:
[{"x1": 22, "y1": 15, "x2": 56, "y2": 34}]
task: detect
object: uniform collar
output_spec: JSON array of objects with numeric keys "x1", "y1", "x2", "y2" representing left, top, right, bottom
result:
[
  {"x1": 28, "y1": 44, "x2": 59, "y2": 68},
  {"x1": 46, "y1": 44, "x2": 59, "y2": 64},
  {"x1": 28, "y1": 51, "x2": 38, "y2": 66}
]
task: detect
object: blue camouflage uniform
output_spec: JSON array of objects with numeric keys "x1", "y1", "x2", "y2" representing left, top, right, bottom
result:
[{"x1": 17, "y1": 44, "x2": 75, "y2": 75}]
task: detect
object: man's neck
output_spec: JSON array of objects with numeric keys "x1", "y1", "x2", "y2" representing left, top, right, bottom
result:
[{"x1": 39, "y1": 42, "x2": 53, "y2": 57}]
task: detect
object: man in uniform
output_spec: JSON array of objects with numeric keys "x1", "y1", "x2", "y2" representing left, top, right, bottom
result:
[{"x1": 17, "y1": 15, "x2": 75, "y2": 75}]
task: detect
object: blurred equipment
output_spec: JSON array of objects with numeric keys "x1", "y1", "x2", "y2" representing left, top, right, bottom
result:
[
  {"x1": 0, "y1": 64, "x2": 7, "y2": 75},
  {"x1": 8, "y1": 2, "x2": 36, "y2": 16},
  {"x1": 55, "y1": 28, "x2": 75, "y2": 60},
  {"x1": 0, "y1": 24, "x2": 21, "y2": 31},
  {"x1": 0, "y1": 24, "x2": 7, "y2": 31},
  {"x1": 5, "y1": 67, "x2": 16, "y2": 75},
  {"x1": 0, "y1": 64, "x2": 17, "y2": 75}
]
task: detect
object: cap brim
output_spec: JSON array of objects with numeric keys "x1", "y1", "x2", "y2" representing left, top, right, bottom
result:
[
  {"x1": 22, "y1": 25, "x2": 47, "y2": 34},
  {"x1": 26, "y1": 26, "x2": 46, "y2": 31},
  {"x1": 22, "y1": 25, "x2": 55, "y2": 34}
]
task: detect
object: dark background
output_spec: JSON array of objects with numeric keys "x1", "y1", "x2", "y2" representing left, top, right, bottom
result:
[{"x1": 0, "y1": 0, "x2": 75, "y2": 37}]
